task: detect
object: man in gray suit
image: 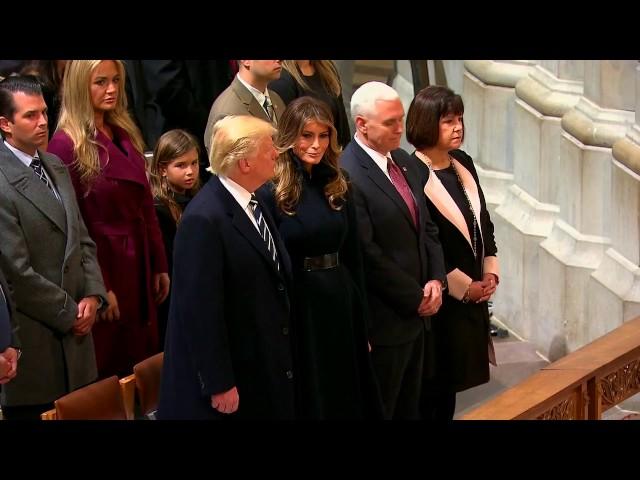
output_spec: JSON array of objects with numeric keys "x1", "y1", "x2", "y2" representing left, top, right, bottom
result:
[
  {"x1": 0, "y1": 75, "x2": 108, "y2": 420},
  {"x1": 0, "y1": 268, "x2": 18, "y2": 386},
  {"x1": 204, "y1": 60, "x2": 285, "y2": 154}
]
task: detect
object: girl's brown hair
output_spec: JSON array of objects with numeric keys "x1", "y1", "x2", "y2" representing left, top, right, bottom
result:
[{"x1": 149, "y1": 129, "x2": 201, "y2": 223}]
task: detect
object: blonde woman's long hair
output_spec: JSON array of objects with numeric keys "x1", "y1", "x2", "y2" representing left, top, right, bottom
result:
[
  {"x1": 282, "y1": 61, "x2": 341, "y2": 97},
  {"x1": 57, "y1": 60, "x2": 145, "y2": 187},
  {"x1": 149, "y1": 129, "x2": 201, "y2": 224},
  {"x1": 274, "y1": 96, "x2": 347, "y2": 216}
]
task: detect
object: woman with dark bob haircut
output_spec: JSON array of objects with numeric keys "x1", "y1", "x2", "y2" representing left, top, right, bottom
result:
[
  {"x1": 257, "y1": 96, "x2": 383, "y2": 419},
  {"x1": 406, "y1": 85, "x2": 500, "y2": 420}
]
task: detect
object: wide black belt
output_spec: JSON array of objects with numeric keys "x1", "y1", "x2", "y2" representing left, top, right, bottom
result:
[{"x1": 303, "y1": 252, "x2": 339, "y2": 271}]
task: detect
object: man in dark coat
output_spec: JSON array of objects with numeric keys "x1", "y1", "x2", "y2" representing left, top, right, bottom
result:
[
  {"x1": 340, "y1": 81, "x2": 447, "y2": 420},
  {"x1": 158, "y1": 115, "x2": 295, "y2": 420}
]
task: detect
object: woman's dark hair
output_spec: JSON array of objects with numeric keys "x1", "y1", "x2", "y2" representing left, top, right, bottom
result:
[{"x1": 406, "y1": 85, "x2": 464, "y2": 150}]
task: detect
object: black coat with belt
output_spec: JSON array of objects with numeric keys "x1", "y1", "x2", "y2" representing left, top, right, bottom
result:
[
  {"x1": 158, "y1": 175, "x2": 295, "y2": 419},
  {"x1": 340, "y1": 141, "x2": 446, "y2": 346}
]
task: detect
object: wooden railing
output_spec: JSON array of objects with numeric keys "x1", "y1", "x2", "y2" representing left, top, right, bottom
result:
[{"x1": 461, "y1": 316, "x2": 640, "y2": 420}]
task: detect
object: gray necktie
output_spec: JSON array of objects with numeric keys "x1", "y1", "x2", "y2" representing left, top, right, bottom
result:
[{"x1": 263, "y1": 97, "x2": 275, "y2": 123}]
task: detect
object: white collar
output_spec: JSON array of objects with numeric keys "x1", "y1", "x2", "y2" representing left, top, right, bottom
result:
[
  {"x1": 236, "y1": 74, "x2": 271, "y2": 108},
  {"x1": 3, "y1": 140, "x2": 38, "y2": 168}
]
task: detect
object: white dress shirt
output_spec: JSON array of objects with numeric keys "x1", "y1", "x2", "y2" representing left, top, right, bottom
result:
[
  {"x1": 4, "y1": 140, "x2": 62, "y2": 201},
  {"x1": 219, "y1": 175, "x2": 260, "y2": 232},
  {"x1": 236, "y1": 74, "x2": 274, "y2": 118},
  {"x1": 354, "y1": 133, "x2": 392, "y2": 182}
]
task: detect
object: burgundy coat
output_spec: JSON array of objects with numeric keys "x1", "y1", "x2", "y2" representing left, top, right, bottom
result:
[{"x1": 48, "y1": 126, "x2": 168, "y2": 378}]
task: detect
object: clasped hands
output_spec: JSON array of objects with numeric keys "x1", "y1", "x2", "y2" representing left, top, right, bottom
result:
[
  {"x1": 464, "y1": 273, "x2": 498, "y2": 304},
  {"x1": 0, "y1": 347, "x2": 19, "y2": 384},
  {"x1": 418, "y1": 279, "x2": 442, "y2": 316}
]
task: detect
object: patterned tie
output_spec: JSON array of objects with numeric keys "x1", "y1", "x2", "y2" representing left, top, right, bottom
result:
[
  {"x1": 387, "y1": 157, "x2": 418, "y2": 228},
  {"x1": 263, "y1": 96, "x2": 275, "y2": 124},
  {"x1": 30, "y1": 157, "x2": 57, "y2": 199},
  {"x1": 249, "y1": 194, "x2": 280, "y2": 271}
]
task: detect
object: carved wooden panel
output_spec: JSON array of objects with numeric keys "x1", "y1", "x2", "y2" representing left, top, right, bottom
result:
[
  {"x1": 599, "y1": 359, "x2": 640, "y2": 410},
  {"x1": 537, "y1": 395, "x2": 577, "y2": 420}
]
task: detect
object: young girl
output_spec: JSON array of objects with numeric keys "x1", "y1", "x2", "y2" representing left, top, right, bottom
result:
[{"x1": 148, "y1": 129, "x2": 201, "y2": 348}]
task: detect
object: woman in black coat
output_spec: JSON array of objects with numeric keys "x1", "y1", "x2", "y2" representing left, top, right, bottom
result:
[
  {"x1": 258, "y1": 96, "x2": 382, "y2": 419},
  {"x1": 406, "y1": 86, "x2": 500, "y2": 420}
]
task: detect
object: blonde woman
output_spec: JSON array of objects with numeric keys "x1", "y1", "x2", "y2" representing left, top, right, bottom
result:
[
  {"x1": 257, "y1": 96, "x2": 382, "y2": 419},
  {"x1": 48, "y1": 60, "x2": 169, "y2": 379},
  {"x1": 269, "y1": 60, "x2": 351, "y2": 148},
  {"x1": 148, "y1": 129, "x2": 201, "y2": 347}
]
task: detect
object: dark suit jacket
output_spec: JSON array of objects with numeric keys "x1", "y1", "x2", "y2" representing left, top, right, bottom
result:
[
  {"x1": 340, "y1": 140, "x2": 446, "y2": 346},
  {"x1": 158, "y1": 175, "x2": 295, "y2": 419},
  {"x1": 0, "y1": 142, "x2": 107, "y2": 406},
  {"x1": 204, "y1": 76, "x2": 286, "y2": 154}
]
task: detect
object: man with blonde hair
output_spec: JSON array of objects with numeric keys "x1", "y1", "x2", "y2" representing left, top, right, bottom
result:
[
  {"x1": 158, "y1": 115, "x2": 295, "y2": 420},
  {"x1": 341, "y1": 81, "x2": 446, "y2": 420}
]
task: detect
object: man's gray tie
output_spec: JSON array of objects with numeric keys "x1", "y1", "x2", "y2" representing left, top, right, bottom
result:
[{"x1": 263, "y1": 97, "x2": 275, "y2": 124}]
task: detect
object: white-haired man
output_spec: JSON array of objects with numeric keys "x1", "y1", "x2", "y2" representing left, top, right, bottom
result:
[{"x1": 340, "y1": 81, "x2": 446, "y2": 419}]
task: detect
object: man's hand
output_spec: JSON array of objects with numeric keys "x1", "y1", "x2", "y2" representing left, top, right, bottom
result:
[
  {"x1": 418, "y1": 280, "x2": 443, "y2": 316},
  {"x1": 99, "y1": 290, "x2": 120, "y2": 322},
  {"x1": 73, "y1": 296, "x2": 99, "y2": 335},
  {"x1": 0, "y1": 347, "x2": 18, "y2": 384},
  {"x1": 211, "y1": 386, "x2": 239, "y2": 414},
  {"x1": 153, "y1": 273, "x2": 170, "y2": 304}
]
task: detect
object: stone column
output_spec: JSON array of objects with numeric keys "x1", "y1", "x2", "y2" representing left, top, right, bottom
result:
[
  {"x1": 492, "y1": 185, "x2": 559, "y2": 341},
  {"x1": 392, "y1": 60, "x2": 415, "y2": 152},
  {"x1": 559, "y1": 60, "x2": 636, "y2": 237},
  {"x1": 463, "y1": 60, "x2": 536, "y2": 172},
  {"x1": 508, "y1": 61, "x2": 610, "y2": 358},
  {"x1": 587, "y1": 62, "x2": 640, "y2": 335},
  {"x1": 513, "y1": 61, "x2": 583, "y2": 202},
  {"x1": 462, "y1": 61, "x2": 537, "y2": 343}
]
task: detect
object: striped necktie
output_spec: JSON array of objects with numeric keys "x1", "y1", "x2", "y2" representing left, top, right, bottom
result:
[
  {"x1": 249, "y1": 194, "x2": 280, "y2": 271},
  {"x1": 30, "y1": 157, "x2": 58, "y2": 200}
]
